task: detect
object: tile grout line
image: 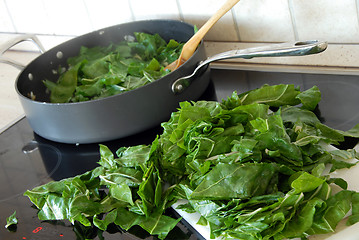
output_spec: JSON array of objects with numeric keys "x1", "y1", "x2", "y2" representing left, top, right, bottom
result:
[
  {"x1": 127, "y1": 0, "x2": 136, "y2": 21},
  {"x1": 175, "y1": 0, "x2": 184, "y2": 22},
  {"x1": 81, "y1": 0, "x2": 94, "y2": 31},
  {"x1": 3, "y1": 0, "x2": 17, "y2": 33},
  {"x1": 40, "y1": 0, "x2": 52, "y2": 34},
  {"x1": 231, "y1": 7, "x2": 241, "y2": 42},
  {"x1": 287, "y1": 0, "x2": 299, "y2": 41}
]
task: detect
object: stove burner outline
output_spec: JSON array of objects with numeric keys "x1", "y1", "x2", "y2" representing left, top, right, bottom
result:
[{"x1": 0, "y1": 141, "x2": 62, "y2": 202}]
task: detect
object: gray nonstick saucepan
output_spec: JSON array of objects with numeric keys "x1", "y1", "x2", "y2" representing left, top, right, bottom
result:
[{"x1": 1, "y1": 19, "x2": 327, "y2": 144}]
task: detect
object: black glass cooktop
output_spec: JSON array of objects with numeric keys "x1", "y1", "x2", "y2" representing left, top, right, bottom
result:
[
  {"x1": 2, "y1": 69, "x2": 359, "y2": 240},
  {"x1": 0, "y1": 117, "x2": 204, "y2": 240},
  {"x1": 0, "y1": 78, "x2": 218, "y2": 240}
]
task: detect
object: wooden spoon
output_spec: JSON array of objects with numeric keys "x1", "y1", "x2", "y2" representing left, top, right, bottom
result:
[{"x1": 165, "y1": 0, "x2": 241, "y2": 71}]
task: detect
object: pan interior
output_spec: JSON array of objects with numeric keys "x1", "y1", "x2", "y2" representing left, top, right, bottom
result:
[{"x1": 16, "y1": 20, "x2": 196, "y2": 103}]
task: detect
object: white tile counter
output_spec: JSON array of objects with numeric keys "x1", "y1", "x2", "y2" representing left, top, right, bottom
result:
[{"x1": 0, "y1": 50, "x2": 38, "y2": 132}]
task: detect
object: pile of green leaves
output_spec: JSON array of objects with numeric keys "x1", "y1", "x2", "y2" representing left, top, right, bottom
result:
[
  {"x1": 24, "y1": 84, "x2": 359, "y2": 239},
  {"x1": 43, "y1": 32, "x2": 183, "y2": 103}
]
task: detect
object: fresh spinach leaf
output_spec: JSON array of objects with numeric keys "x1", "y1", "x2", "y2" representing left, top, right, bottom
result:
[
  {"x1": 5, "y1": 211, "x2": 18, "y2": 231},
  {"x1": 190, "y1": 163, "x2": 278, "y2": 200},
  {"x1": 23, "y1": 84, "x2": 359, "y2": 239}
]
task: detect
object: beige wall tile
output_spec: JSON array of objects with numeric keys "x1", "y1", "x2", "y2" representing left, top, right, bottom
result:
[
  {"x1": 42, "y1": 0, "x2": 92, "y2": 36},
  {"x1": 86, "y1": 0, "x2": 133, "y2": 30},
  {"x1": 5, "y1": 0, "x2": 92, "y2": 36},
  {"x1": 291, "y1": 0, "x2": 359, "y2": 43},
  {"x1": 179, "y1": 0, "x2": 239, "y2": 41},
  {"x1": 5, "y1": 0, "x2": 50, "y2": 34},
  {"x1": 130, "y1": 0, "x2": 180, "y2": 21},
  {"x1": 0, "y1": 0, "x2": 14, "y2": 32},
  {"x1": 2, "y1": 0, "x2": 359, "y2": 46},
  {"x1": 233, "y1": 0, "x2": 295, "y2": 42}
]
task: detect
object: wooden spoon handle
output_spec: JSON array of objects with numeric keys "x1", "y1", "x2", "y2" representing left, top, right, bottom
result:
[{"x1": 181, "y1": 0, "x2": 241, "y2": 61}]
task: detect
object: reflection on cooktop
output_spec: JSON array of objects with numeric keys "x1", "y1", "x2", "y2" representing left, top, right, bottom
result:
[{"x1": 0, "y1": 140, "x2": 61, "y2": 202}]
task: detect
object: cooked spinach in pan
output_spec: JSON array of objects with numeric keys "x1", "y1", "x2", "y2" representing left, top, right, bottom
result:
[{"x1": 43, "y1": 32, "x2": 183, "y2": 103}]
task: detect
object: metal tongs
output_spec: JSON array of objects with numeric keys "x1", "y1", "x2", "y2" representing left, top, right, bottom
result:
[{"x1": 171, "y1": 40, "x2": 328, "y2": 94}]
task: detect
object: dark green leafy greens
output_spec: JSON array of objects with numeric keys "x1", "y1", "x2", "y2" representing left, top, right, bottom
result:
[
  {"x1": 5, "y1": 211, "x2": 18, "y2": 231},
  {"x1": 43, "y1": 32, "x2": 183, "y2": 103},
  {"x1": 23, "y1": 84, "x2": 359, "y2": 239}
]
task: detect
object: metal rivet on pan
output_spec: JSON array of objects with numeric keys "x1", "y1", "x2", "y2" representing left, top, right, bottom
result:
[
  {"x1": 28, "y1": 73, "x2": 33, "y2": 81},
  {"x1": 176, "y1": 84, "x2": 184, "y2": 93},
  {"x1": 56, "y1": 51, "x2": 63, "y2": 59}
]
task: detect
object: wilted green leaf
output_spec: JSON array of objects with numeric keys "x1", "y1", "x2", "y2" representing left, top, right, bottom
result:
[{"x1": 5, "y1": 211, "x2": 18, "y2": 231}]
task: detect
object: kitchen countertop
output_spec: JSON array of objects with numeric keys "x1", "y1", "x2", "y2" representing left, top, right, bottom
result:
[{"x1": 0, "y1": 50, "x2": 39, "y2": 132}]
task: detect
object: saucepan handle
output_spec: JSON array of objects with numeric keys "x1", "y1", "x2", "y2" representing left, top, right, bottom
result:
[
  {"x1": 171, "y1": 40, "x2": 328, "y2": 94},
  {"x1": 0, "y1": 34, "x2": 45, "y2": 70}
]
